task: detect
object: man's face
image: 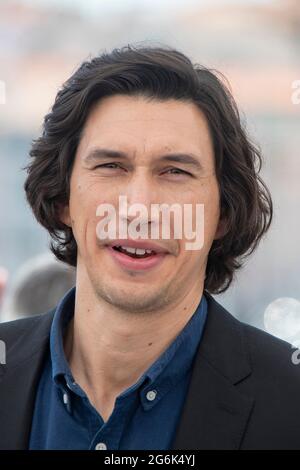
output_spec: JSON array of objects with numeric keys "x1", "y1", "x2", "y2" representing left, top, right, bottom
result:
[{"x1": 62, "y1": 95, "x2": 223, "y2": 314}]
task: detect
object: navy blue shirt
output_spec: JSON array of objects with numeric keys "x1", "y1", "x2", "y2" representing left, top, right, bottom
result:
[{"x1": 29, "y1": 286, "x2": 207, "y2": 450}]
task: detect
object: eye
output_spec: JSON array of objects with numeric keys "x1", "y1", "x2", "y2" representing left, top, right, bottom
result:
[
  {"x1": 95, "y1": 163, "x2": 120, "y2": 169},
  {"x1": 164, "y1": 168, "x2": 191, "y2": 176},
  {"x1": 94, "y1": 162, "x2": 126, "y2": 171}
]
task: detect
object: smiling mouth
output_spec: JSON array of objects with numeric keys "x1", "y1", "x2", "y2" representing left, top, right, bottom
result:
[{"x1": 112, "y1": 245, "x2": 157, "y2": 259}]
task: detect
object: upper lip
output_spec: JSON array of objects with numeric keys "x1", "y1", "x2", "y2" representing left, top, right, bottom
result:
[{"x1": 105, "y1": 239, "x2": 170, "y2": 254}]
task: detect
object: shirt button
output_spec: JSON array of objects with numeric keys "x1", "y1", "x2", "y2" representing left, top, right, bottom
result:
[
  {"x1": 95, "y1": 442, "x2": 107, "y2": 450},
  {"x1": 63, "y1": 392, "x2": 69, "y2": 404},
  {"x1": 146, "y1": 390, "x2": 157, "y2": 401},
  {"x1": 63, "y1": 391, "x2": 72, "y2": 413}
]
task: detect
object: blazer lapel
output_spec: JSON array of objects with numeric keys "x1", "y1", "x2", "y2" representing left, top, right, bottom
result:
[
  {"x1": 172, "y1": 293, "x2": 255, "y2": 450},
  {"x1": 0, "y1": 310, "x2": 54, "y2": 449}
]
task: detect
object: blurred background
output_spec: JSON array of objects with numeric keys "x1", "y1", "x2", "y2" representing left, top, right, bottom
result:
[{"x1": 0, "y1": 0, "x2": 299, "y2": 340}]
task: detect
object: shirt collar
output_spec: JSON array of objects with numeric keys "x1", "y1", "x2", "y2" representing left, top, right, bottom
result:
[
  {"x1": 50, "y1": 286, "x2": 77, "y2": 389},
  {"x1": 50, "y1": 285, "x2": 208, "y2": 411}
]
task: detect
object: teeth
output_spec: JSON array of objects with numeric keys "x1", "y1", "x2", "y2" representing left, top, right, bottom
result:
[
  {"x1": 118, "y1": 245, "x2": 154, "y2": 255},
  {"x1": 136, "y1": 248, "x2": 146, "y2": 255},
  {"x1": 121, "y1": 246, "x2": 137, "y2": 254}
]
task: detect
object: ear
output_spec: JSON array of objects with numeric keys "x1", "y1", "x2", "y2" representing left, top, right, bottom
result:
[
  {"x1": 214, "y1": 217, "x2": 228, "y2": 240},
  {"x1": 59, "y1": 204, "x2": 72, "y2": 227}
]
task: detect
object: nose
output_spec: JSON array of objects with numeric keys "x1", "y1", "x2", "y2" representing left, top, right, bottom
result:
[
  {"x1": 126, "y1": 168, "x2": 155, "y2": 206},
  {"x1": 119, "y1": 168, "x2": 159, "y2": 231}
]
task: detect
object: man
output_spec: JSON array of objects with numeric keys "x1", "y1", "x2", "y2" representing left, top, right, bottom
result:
[
  {"x1": 1, "y1": 253, "x2": 76, "y2": 322},
  {"x1": 0, "y1": 44, "x2": 299, "y2": 450},
  {"x1": 0, "y1": 267, "x2": 8, "y2": 317}
]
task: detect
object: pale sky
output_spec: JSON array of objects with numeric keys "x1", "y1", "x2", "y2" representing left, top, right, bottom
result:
[{"x1": 22, "y1": 0, "x2": 275, "y2": 17}]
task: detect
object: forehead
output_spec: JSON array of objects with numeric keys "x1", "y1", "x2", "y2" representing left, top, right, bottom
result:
[{"x1": 77, "y1": 94, "x2": 213, "y2": 159}]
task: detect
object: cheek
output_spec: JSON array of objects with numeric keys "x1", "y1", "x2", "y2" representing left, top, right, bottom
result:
[
  {"x1": 68, "y1": 182, "x2": 99, "y2": 243},
  {"x1": 176, "y1": 244, "x2": 206, "y2": 282},
  {"x1": 69, "y1": 175, "x2": 103, "y2": 218},
  {"x1": 196, "y1": 182, "x2": 220, "y2": 247}
]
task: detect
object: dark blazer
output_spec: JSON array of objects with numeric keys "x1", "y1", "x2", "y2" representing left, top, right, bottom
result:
[{"x1": 1, "y1": 292, "x2": 300, "y2": 450}]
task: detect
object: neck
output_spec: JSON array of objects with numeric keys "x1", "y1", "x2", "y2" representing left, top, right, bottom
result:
[{"x1": 64, "y1": 266, "x2": 204, "y2": 420}]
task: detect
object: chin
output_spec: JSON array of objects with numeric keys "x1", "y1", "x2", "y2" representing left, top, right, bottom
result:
[{"x1": 104, "y1": 286, "x2": 167, "y2": 313}]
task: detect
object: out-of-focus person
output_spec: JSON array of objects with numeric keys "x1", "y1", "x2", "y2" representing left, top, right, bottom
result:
[
  {"x1": 0, "y1": 267, "x2": 9, "y2": 317},
  {"x1": 0, "y1": 253, "x2": 76, "y2": 322}
]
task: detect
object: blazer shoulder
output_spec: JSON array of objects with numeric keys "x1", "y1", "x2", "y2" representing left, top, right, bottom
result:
[
  {"x1": 0, "y1": 309, "x2": 55, "y2": 344},
  {"x1": 205, "y1": 292, "x2": 300, "y2": 384},
  {"x1": 231, "y1": 315, "x2": 300, "y2": 447},
  {"x1": 240, "y1": 317, "x2": 300, "y2": 383}
]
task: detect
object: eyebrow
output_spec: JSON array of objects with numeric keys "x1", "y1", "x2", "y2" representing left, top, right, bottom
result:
[{"x1": 83, "y1": 148, "x2": 204, "y2": 170}]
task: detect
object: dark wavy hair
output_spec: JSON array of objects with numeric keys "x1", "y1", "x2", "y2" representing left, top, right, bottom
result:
[{"x1": 24, "y1": 43, "x2": 273, "y2": 294}]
